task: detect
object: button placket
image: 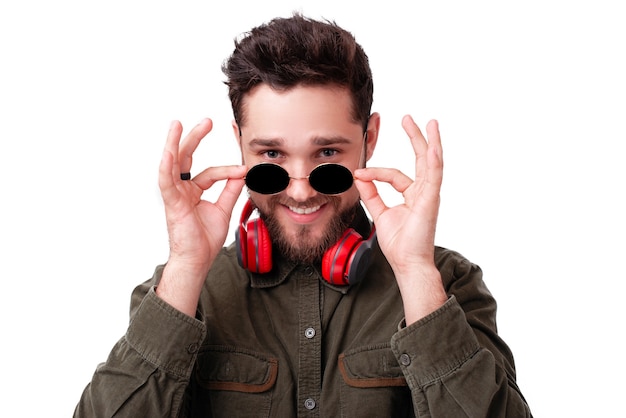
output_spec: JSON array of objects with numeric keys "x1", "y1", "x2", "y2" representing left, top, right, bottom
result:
[{"x1": 297, "y1": 267, "x2": 322, "y2": 416}]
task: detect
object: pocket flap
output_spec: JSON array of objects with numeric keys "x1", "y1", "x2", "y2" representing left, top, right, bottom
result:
[
  {"x1": 196, "y1": 346, "x2": 278, "y2": 393},
  {"x1": 339, "y1": 345, "x2": 407, "y2": 388}
]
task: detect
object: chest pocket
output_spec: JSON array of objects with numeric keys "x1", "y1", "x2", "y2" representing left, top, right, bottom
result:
[
  {"x1": 338, "y1": 345, "x2": 413, "y2": 417},
  {"x1": 193, "y1": 346, "x2": 278, "y2": 418}
]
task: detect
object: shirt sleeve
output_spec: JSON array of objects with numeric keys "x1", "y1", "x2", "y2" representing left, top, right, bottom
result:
[
  {"x1": 74, "y1": 270, "x2": 206, "y2": 418},
  {"x1": 390, "y1": 249, "x2": 533, "y2": 417}
]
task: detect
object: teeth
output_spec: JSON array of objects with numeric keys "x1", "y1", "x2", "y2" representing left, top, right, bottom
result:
[{"x1": 289, "y1": 205, "x2": 321, "y2": 215}]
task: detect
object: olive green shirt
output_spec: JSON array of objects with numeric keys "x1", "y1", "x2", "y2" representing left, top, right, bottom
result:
[{"x1": 75, "y1": 208, "x2": 531, "y2": 417}]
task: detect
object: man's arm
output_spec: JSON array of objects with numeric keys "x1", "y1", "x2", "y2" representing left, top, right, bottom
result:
[
  {"x1": 75, "y1": 119, "x2": 245, "y2": 416},
  {"x1": 357, "y1": 117, "x2": 531, "y2": 416},
  {"x1": 392, "y1": 249, "x2": 532, "y2": 417},
  {"x1": 156, "y1": 119, "x2": 246, "y2": 316},
  {"x1": 74, "y1": 268, "x2": 206, "y2": 417}
]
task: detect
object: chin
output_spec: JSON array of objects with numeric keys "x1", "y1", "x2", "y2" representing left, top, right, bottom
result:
[{"x1": 257, "y1": 197, "x2": 358, "y2": 264}]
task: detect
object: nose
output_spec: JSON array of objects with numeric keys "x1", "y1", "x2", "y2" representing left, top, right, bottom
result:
[{"x1": 285, "y1": 166, "x2": 317, "y2": 202}]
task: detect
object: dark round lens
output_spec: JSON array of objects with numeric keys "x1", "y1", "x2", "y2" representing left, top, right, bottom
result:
[
  {"x1": 309, "y1": 164, "x2": 354, "y2": 195},
  {"x1": 245, "y1": 164, "x2": 290, "y2": 194}
]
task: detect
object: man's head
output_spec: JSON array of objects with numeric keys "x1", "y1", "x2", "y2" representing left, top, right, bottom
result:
[
  {"x1": 223, "y1": 14, "x2": 380, "y2": 263},
  {"x1": 223, "y1": 13, "x2": 373, "y2": 132}
]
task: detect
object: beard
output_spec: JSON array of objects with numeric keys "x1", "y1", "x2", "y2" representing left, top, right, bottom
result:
[{"x1": 254, "y1": 196, "x2": 358, "y2": 265}]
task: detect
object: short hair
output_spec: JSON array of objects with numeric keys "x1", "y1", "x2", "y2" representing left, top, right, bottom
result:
[{"x1": 222, "y1": 13, "x2": 373, "y2": 131}]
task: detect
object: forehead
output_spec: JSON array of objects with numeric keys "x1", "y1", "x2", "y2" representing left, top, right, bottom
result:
[{"x1": 240, "y1": 84, "x2": 362, "y2": 143}]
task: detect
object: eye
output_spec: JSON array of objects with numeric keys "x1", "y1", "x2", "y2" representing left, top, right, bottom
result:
[
  {"x1": 320, "y1": 148, "x2": 339, "y2": 158},
  {"x1": 263, "y1": 150, "x2": 281, "y2": 159}
]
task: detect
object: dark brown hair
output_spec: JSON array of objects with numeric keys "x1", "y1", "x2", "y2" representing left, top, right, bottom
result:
[{"x1": 222, "y1": 13, "x2": 373, "y2": 131}]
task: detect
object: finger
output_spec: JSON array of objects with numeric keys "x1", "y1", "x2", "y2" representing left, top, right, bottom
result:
[
  {"x1": 354, "y1": 167, "x2": 413, "y2": 194},
  {"x1": 179, "y1": 118, "x2": 213, "y2": 174},
  {"x1": 426, "y1": 119, "x2": 444, "y2": 172},
  {"x1": 401, "y1": 115, "x2": 428, "y2": 175},
  {"x1": 402, "y1": 116, "x2": 444, "y2": 192},
  {"x1": 215, "y1": 177, "x2": 247, "y2": 219},
  {"x1": 423, "y1": 119, "x2": 444, "y2": 192},
  {"x1": 159, "y1": 121, "x2": 184, "y2": 196},
  {"x1": 192, "y1": 165, "x2": 247, "y2": 191},
  {"x1": 158, "y1": 148, "x2": 178, "y2": 201},
  {"x1": 164, "y1": 120, "x2": 183, "y2": 167},
  {"x1": 354, "y1": 178, "x2": 388, "y2": 222}
]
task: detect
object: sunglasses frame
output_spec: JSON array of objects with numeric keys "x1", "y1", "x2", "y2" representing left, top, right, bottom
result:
[{"x1": 245, "y1": 163, "x2": 355, "y2": 195}]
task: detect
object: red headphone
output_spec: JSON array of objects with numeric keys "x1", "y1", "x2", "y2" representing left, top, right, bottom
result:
[{"x1": 236, "y1": 200, "x2": 377, "y2": 285}]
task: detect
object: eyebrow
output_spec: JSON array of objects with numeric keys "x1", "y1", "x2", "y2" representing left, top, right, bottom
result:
[{"x1": 248, "y1": 136, "x2": 353, "y2": 149}]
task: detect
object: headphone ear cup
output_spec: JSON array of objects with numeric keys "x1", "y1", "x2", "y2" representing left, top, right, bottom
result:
[
  {"x1": 322, "y1": 227, "x2": 377, "y2": 286},
  {"x1": 236, "y1": 200, "x2": 273, "y2": 274},
  {"x1": 343, "y1": 236, "x2": 375, "y2": 285},
  {"x1": 322, "y1": 229, "x2": 363, "y2": 285},
  {"x1": 246, "y1": 218, "x2": 273, "y2": 273}
]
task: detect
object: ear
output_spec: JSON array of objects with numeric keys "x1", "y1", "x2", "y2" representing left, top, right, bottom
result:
[
  {"x1": 232, "y1": 119, "x2": 245, "y2": 164},
  {"x1": 364, "y1": 112, "x2": 380, "y2": 162},
  {"x1": 232, "y1": 119, "x2": 242, "y2": 144}
]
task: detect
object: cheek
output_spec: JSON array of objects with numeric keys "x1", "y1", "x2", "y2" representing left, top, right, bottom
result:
[
  {"x1": 340, "y1": 187, "x2": 361, "y2": 209},
  {"x1": 249, "y1": 192, "x2": 271, "y2": 209}
]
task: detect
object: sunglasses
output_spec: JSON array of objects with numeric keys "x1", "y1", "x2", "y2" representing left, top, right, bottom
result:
[{"x1": 245, "y1": 163, "x2": 354, "y2": 195}]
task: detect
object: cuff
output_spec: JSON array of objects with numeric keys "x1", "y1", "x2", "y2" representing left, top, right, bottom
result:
[
  {"x1": 125, "y1": 286, "x2": 207, "y2": 379},
  {"x1": 390, "y1": 296, "x2": 480, "y2": 388}
]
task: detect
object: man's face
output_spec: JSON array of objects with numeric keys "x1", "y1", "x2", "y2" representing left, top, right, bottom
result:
[{"x1": 236, "y1": 84, "x2": 376, "y2": 263}]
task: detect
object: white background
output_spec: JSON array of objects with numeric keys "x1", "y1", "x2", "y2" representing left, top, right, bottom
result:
[{"x1": 1, "y1": 1, "x2": 624, "y2": 416}]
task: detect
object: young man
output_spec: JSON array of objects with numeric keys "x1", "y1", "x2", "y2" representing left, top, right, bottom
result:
[{"x1": 75, "y1": 14, "x2": 532, "y2": 417}]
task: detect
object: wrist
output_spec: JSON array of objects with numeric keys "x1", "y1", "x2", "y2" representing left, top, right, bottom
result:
[
  {"x1": 156, "y1": 258, "x2": 211, "y2": 317},
  {"x1": 394, "y1": 264, "x2": 448, "y2": 325},
  {"x1": 165, "y1": 253, "x2": 213, "y2": 277}
]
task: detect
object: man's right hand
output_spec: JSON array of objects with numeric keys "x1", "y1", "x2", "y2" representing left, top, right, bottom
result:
[{"x1": 156, "y1": 118, "x2": 246, "y2": 316}]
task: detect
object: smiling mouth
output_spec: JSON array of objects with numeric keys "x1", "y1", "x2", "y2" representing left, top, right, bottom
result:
[{"x1": 288, "y1": 205, "x2": 322, "y2": 215}]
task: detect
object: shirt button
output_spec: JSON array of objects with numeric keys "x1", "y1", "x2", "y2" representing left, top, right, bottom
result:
[
  {"x1": 304, "y1": 327, "x2": 316, "y2": 339},
  {"x1": 187, "y1": 343, "x2": 199, "y2": 354},
  {"x1": 303, "y1": 266, "x2": 314, "y2": 276},
  {"x1": 304, "y1": 398, "x2": 316, "y2": 410},
  {"x1": 399, "y1": 353, "x2": 411, "y2": 366}
]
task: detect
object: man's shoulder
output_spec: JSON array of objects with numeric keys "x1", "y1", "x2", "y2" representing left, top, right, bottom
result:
[
  {"x1": 434, "y1": 246, "x2": 481, "y2": 282},
  {"x1": 434, "y1": 246, "x2": 472, "y2": 263},
  {"x1": 206, "y1": 241, "x2": 250, "y2": 282}
]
